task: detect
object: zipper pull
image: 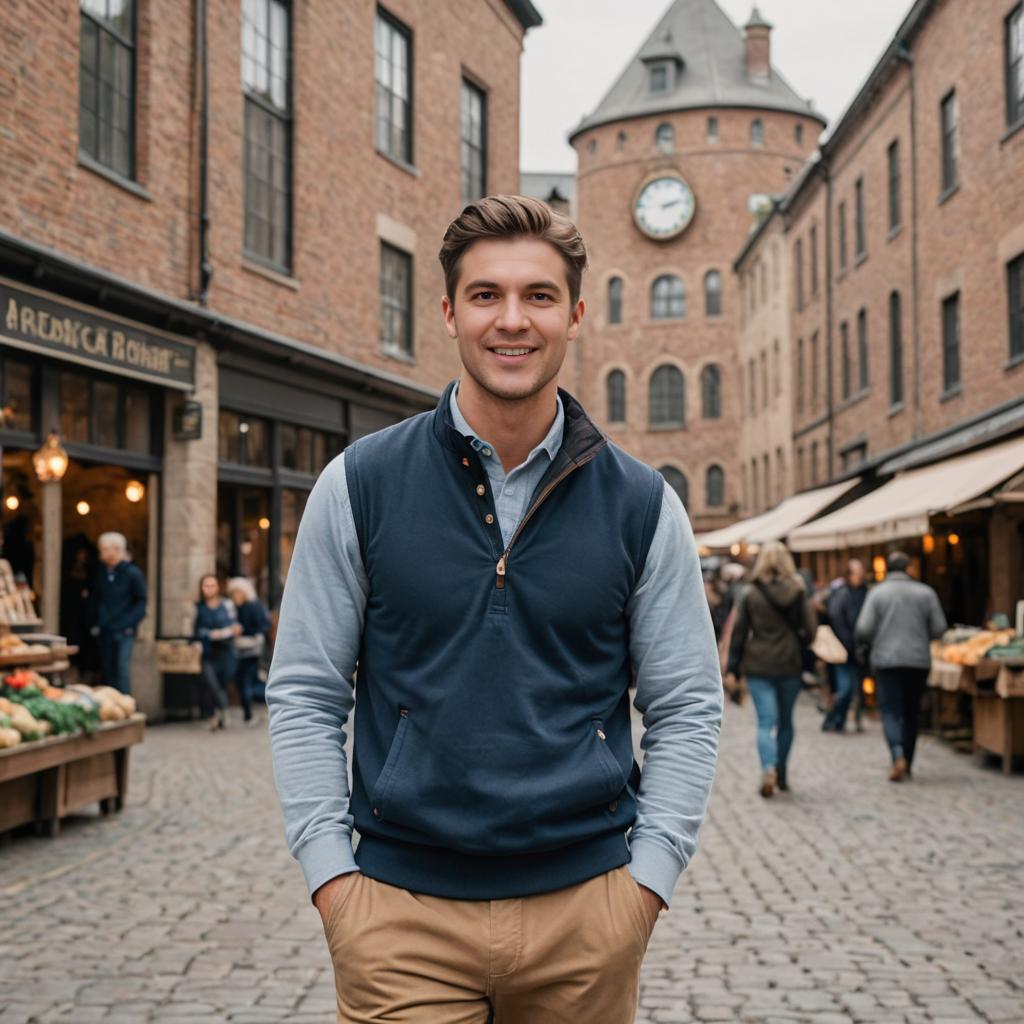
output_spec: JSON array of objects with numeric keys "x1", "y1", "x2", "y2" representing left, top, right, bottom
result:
[{"x1": 495, "y1": 555, "x2": 507, "y2": 590}]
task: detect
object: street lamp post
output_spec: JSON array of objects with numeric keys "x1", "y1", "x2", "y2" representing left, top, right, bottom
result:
[{"x1": 33, "y1": 432, "x2": 69, "y2": 633}]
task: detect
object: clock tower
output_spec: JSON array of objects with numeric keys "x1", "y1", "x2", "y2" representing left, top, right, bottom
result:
[{"x1": 569, "y1": 0, "x2": 825, "y2": 532}]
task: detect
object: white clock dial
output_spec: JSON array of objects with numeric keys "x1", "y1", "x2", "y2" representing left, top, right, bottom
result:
[{"x1": 634, "y1": 176, "x2": 696, "y2": 240}]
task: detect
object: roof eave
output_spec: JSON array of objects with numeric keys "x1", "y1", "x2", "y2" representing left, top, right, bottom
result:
[
  {"x1": 503, "y1": 0, "x2": 542, "y2": 31},
  {"x1": 733, "y1": 199, "x2": 782, "y2": 271}
]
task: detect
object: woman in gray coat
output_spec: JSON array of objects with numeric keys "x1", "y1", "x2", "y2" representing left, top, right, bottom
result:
[{"x1": 726, "y1": 542, "x2": 817, "y2": 798}]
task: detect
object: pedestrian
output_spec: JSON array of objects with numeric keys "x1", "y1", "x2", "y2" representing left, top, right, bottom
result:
[
  {"x1": 193, "y1": 574, "x2": 238, "y2": 732},
  {"x1": 267, "y1": 194, "x2": 723, "y2": 1023},
  {"x1": 228, "y1": 576, "x2": 271, "y2": 726},
  {"x1": 91, "y1": 532, "x2": 147, "y2": 695},
  {"x1": 726, "y1": 541, "x2": 817, "y2": 798},
  {"x1": 855, "y1": 551, "x2": 947, "y2": 781},
  {"x1": 823, "y1": 558, "x2": 869, "y2": 733}
]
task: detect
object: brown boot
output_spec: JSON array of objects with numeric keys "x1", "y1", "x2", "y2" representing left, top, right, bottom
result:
[
  {"x1": 759, "y1": 769, "x2": 776, "y2": 798},
  {"x1": 889, "y1": 756, "x2": 908, "y2": 782}
]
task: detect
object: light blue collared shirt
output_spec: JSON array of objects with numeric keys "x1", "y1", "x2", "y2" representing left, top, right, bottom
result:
[
  {"x1": 267, "y1": 385, "x2": 722, "y2": 910},
  {"x1": 447, "y1": 382, "x2": 564, "y2": 548}
]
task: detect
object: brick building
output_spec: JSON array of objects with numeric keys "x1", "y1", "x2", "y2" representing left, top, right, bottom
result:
[
  {"x1": 568, "y1": 0, "x2": 824, "y2": 533},
  {"x1": 714, "y1": 0, "x2": 1024, "y2": 623},
  {"x1": 0, "y1": 0, "x2": 540, "y2": 714}
]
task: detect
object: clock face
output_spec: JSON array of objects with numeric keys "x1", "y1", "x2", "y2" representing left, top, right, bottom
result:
[{"x1": 633, "y1": 176, "x2": 696, "y2": 240}]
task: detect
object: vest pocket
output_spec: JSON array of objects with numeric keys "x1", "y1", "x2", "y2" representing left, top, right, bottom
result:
[
  {"x1": 370, "y1": 708, "x2": 410, "y2": 821},
  {"x1": 591, "y1": 718, "x2": 628, "y2": 801}
]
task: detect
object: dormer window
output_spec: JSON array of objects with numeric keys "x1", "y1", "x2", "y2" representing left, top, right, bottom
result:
[
  {"x1": 648, "y1": 61, "x2": 673, "y2": 94},
  {"x1": 655, "y1": 122, "x2": 675, "y2": 152}
]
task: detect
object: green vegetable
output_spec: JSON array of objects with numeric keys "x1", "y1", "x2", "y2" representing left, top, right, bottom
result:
[{"x1": 3, "y1": 686, "x2": 99, "y2": 736}]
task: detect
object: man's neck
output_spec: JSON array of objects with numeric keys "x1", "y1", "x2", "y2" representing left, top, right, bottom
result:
[{"x1": 455, "y1": 378, "x2": 558, "y2": 472}]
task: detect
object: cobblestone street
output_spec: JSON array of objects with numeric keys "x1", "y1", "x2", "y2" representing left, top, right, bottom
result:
[{"x1": 1, "y1": 695, "x2": 1021, "y2": 1024}]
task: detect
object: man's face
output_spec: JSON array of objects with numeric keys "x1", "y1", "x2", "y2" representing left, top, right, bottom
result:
[
  {"x1": 99, "y1": 541, "x2": 123, "y2": 567},
  {"x1": 442, "y1": 237, "x2": 584, "y2": 403},
  {"x1": 848, "y1": 560, "x2": 866, "y2": 586}
]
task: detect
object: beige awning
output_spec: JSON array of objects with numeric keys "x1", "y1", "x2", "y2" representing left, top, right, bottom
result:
[
  {"x1": 789, "y1": 434, "x2": 1024, "y2": 552},
  {"x1": 695, "y1": 479, "x2": 858, "y2": 551}
]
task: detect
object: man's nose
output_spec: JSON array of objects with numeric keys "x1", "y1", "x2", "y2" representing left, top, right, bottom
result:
[{"x1": 495, "y1": 297, "x2": 530, "y2": 333}]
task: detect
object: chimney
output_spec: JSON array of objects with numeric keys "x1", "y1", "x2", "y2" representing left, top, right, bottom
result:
[{"x1": 744, "y1": 6, "x2": 772, "y2": 85}]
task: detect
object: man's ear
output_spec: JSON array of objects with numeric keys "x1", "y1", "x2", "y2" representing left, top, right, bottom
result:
[
  {"x1": 442, "y1": 295, "x2": 458, "y2": 339},
  {"x1": 566, "y1": 297, "x2": 586, "y2": 342}
]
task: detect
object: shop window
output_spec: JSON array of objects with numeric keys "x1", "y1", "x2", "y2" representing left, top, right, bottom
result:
[
  {"x1": 59, "y1": 372, "x2": 154, "y2": 452},
  {"x1": 0, "y1": 356, "x2": 35, "y2": 434},
  {"x1": 280, "y1": 422, "x2": 344, "y2": 474},
  {"x1": 123, "y1": 386, "x2": 151, "y2": 452},
  {"x1": 218, "y1": 410, "x2": 271, "y2": 467},
  {"x1": 279, "y1": 488, "x2": 309, "y2": 587},
  {"x1": 79, "y1": 0, "x2": 136, "y2": 180},
  {"x1": 93, "y1": 380, "x2": 119, "y2": 448},
  {"x1": 61, "y1": 374, "x2": 92, "y2": 443}
]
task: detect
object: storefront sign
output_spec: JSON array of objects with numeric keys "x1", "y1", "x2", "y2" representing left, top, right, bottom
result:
[
  {"x1": 173, "y1": 400, "x2": 203, "y2": 440},
  {"x1": 0, "y1": 279, "x2": 195, "y2": 389}
]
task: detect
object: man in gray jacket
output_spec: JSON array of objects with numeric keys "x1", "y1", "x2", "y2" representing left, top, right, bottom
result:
[{"x1": 855, "y1": 551, "x2": 947, "y2": 781}]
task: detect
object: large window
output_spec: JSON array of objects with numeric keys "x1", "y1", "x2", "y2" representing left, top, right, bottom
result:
[
  {"x1": 890, "y1": 291, "x2": 904, "y2": 406},
  {"x1": 375, "y1": 9, "x2": 412, "y2": 164},
  {"x1": 854, "y1": 176, "x2": 866, "y2": 258},
  {"x1": 242, "y1": 0, "x2": 291, "y2": 270},
  {"x1": 79, "y1": 0, "x2": 135, "y2": 179},
  {"x1": 460, "y1": 78, "x2": 486, "y2": 204},
  {"x1": 700, "y1": 364, "x2": 721, "y2": 419},
  {"x1": 942, "y1": 292, "x2": 961, "y2": 392},
  {"x1": 606, "y1": 370, "x2": 626, "y2": 424},
  {"x1": 704, "y1": 270, "x2": 722, "y2": 316},
  {"x1": 651, "y1": 275, "x2": 685, "y2": 319},
  {"x1": 1010, "y1": 253, "x2": 1024, "y2": 361},
  {"x1": 61, "y1": 372, "x2": 153, "y2": 453},
  {"x1": 0, "y1": 356, "x2": 35, "y2": 435},
  {"x1": 649, "y1": 365, "x2": 685, "y2": 428},
  {"x1": 888, "y1": 139, "x2": 901, "y2": 231},
  {"x1": 380, "y1": 243, "x2": 413, "y2": 358},
  {"x1": 706, "y1": 465, "x2": 725, "y2": 508},
  {"x1": 218, "y1": 410, "x2": 271, "y2": 467},
  {"x1": 279, "y1": 424, "x2": 344, "y2": 474},
  {"x1": 658, "y1": 466, "x2": 688, "y2": 507},
  {"x1": 608, "y1": 276, "x2": 623, "y2": 325},
  {"x1": 857, "y1": 308, "x2": 869, "y2": 391},
  {"x1": 840, "y1": 321, "x2": 851, "y2": 400},
  {"x1": 1007, "y1": 4, "x2": 1024, "y2": 128},
  {"x1": 940, "y1": 90, "x2": 959, "y2": 195}
]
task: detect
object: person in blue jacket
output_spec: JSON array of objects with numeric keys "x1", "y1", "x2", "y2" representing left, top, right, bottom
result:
[
  {"x1": 92, "y1": 532, "x2": 147, "y2": 695},
  {"x1": 193, "y1": 574, "x2": 238, "y2": 731},
  {"x1": 228, "y1": 576, "x2": 271, "y2": 726}
]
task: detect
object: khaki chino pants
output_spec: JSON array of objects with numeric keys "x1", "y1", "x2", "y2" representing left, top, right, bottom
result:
[{"x1": 323, "y1": 865, "x2": 658, "y2": 1023}]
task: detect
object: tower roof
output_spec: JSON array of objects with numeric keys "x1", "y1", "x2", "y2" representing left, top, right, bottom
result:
[{"x1": 569, "y1": 0, "x2": 823, "y2": 142}]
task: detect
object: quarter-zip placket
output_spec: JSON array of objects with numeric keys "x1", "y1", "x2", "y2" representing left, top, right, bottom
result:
[{"x1": 494, "y1": 447, "x2": 604, "y2": 589}]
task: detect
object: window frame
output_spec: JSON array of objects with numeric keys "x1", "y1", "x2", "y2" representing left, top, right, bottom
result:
[
  {"x1": 940, "y1": 89, "x2": 959, "y2": 195},
  {"x1": 888, "y1": 138, "x2": 902, "y2": 231},
  {"x1": 78, "y1": 0, "x2": 137, "y2": 181},
  {"x1": 796, "y1": 337, "x2": 805, "y2": 413},
  {"x1": 889, "y1": 290, "x2": 904, "y2": 406},
  {"x1": 854, "y1": 176, "x2": 866, "y2": 258},
  {"x1": 241, "y1": 0, "x2": 293, "y2": 273},
  {"x1": 655, "y1": 122, "x2": 675, "y2": 152},
  {"x1": 706, "y1": 464, "x2": 725, "y2": 508},
  {"x1": 658, "y1": 465, "x2": 688, "y2": 507},
  {"x1": 375, "y1": 7, "x2": 414, "y2": 166},
  {"x1": 704, "y1": 269, "x2": 722, "y2": 317},
  {"x1": 794, "y1": 238, "x2": 804, "y2": 311},
  {"x1": 379, "y1": 241, "x2": 414, "y2": 360},
  {"x1": 751, "y1": 118, "x2": 764, "y2": 146},
  {"x1": 459, "y1": 76, "x2": 487, "y2": 204},
  {"x1": 810, "y1": 224, "x2": 819, "y2": 295},
  {"x1": 1006, "y1": 4, "x2": 1023, "y2": 129},
  {"x1": 838, "y1": 201, "x2": 848, "y2": 273},
  {"x1": 607, "y1": 276, "x2": 624, "y2": 325},
  {"x1": 840, "y1": 321, "x2": 851, "y2": 400},
  {"x1": 650, "y1": 275, "x2": 685, "y2": 320},
  {"x1": 700, "y1": 364, "x2": 722, "y2": 420},
  {"x1": 606, "y1": 369, "x2": 627, "y2": 424},
  {"x1": 648, "y1": 365, "x2": 685, "y2": 429},
  {"x1": 1009, "y1": 253, "x2": 1024, "y2": 362},
  {"x1": 810, "y1": 331, "x2": 820, "y2": 409}
]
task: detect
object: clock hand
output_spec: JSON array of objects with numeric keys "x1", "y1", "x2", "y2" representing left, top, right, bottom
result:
[{"x1": 660, "y1": 199, "x2": 683, "y2": 209}]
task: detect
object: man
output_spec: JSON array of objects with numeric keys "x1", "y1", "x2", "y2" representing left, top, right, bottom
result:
[
  {"x1": 91, "y1": 532, "x2": 147, "y2": 695},
  {"x1": 267, "y1": 195, "x2": 722, "y2": 1023},
  {"x1": 856, "y1": 551, "x2": 947, "y2": 781},
  {"x1": 823, "y1": 558, "x2": 869, "y2": 733}
]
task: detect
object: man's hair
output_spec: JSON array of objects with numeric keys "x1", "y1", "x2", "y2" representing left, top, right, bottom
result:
[
  {"x1": 887, "y1": 551, "x2": 911, "y2": 572},
  {"x1": 98, "y1": 532, "x2": 127, "y2": 553},
  {"x1": 438, "y1": 195, "x2": 588, "y2": 306}
]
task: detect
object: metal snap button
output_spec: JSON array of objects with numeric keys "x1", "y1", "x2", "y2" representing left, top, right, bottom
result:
[
  {"x1": 597, "y1": 729, "x2": 606, "y2": 741},
  {"x1": 609, "y1": 801, "x2": 618, "y2": 812},
  {"x1": 485, "y1": 514, "x2": 495, "y2": 525},
  {"x1": 476, "y1": 484, "x2": 486, "y2": 497},
  {"x1": 372, "y1": 808, "x2": 381, "y2": 818}
]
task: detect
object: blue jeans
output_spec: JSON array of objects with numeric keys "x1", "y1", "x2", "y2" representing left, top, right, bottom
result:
[
  {"x1": 746, "y1": 675, "x2": 802, "y2": 771},
  {"x1": 235, "y1": 656, "x2": 260, "y2": 721},
  {"x1": 99, "y1": 630, "x2": 135, "y2": 695},
  {"x1": 827, "y1": 663, "x2": 863, "y2": 730},
  {"x1": 200, "y1": 649, "x2": 235, "y2": 715},
  {"x1": 876, "y1": 667, "x2": 928, "y2": 766}
]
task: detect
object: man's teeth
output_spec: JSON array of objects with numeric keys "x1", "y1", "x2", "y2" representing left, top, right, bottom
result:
[{"x1": 494, "y1": 348, "x2": 531, "y2": 356}]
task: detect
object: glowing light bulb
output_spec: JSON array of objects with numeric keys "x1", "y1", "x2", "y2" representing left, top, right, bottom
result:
[
  {"x1": 125, "y1": 480, "x2": 145, "y2": 503},
  {"x1": 4, "y1": 496, "x2": 19, "y2": 511},
  {"x1": 76, "y1": 500, "x2": 91, "y2": 516}
]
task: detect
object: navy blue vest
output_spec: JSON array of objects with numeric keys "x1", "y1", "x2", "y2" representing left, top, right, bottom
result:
[{"x1": 345, "y1": 382, "x2": 663, "y2": 898}]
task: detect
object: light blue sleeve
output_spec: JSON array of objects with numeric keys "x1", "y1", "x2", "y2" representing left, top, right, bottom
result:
[
  {"x1": 266, "y1": 450, "x2": 368, "y2": 899},
  {"x1": 625, "y1": 480, "x2": 724, "y2": 908}
]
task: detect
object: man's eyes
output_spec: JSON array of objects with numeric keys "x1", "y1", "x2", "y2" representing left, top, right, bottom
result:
[{"x1": 471, "y1": 292, "x2": 554, "y2": 302}]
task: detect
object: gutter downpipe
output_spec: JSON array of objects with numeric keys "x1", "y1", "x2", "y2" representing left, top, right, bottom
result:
[
  {"x1": 823, "y1": 157, "x2": 835, "y2": 483},
  {"x1": 197, "y1": 0, "x2": 212, "y2": 305},
  {"x1": 897, "y1": 40, "x2": 920, "y2": 441}
]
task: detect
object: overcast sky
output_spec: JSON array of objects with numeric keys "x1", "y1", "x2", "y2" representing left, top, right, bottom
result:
[{"x1": 520, "y1": 0, "x2": 910, "y2": 172}]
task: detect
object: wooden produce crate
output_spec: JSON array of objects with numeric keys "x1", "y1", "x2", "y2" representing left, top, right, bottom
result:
[
  {"x1": 0, "y1": 715, "x2": 146, "y2": 836},
  {"x1": 972, "y1": 692, "x2": 1024, "y2": 776},
  {"x1": 995, "y1": 665, "x2": 1024, "y2": 699}
]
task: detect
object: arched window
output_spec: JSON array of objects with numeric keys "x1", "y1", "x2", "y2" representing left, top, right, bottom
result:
[
  {"x1": 606, "y1": 369, "x2": 626, "y2": 423},
  {"x1": 607, "y1": 276, "x2": 623, "y2": 325},
  {"x1": 659, "y1": 466, "x2": 689, "y2": 507},
  {"x1": 649, "y1": 364, "x2": 685, "y2": 427},
  {"x1": 795, "y1": 123, "x2": 804, "y2": 146},
  {"x1": 701, "y1": 364, "x2": 722, "y2": 419},
  {"x1": 751, "y1": 118, "x2": 764, "y2": 146},
  {"x1": 655, "y1": 122, "x2": 675, "y2": 152},
  {"x1": 650, "y1": 275, "x2": 685, "y2": 319},
  {"x1": 706, "y1": 465, "x2": 725, "y2": 507},
  {"x1": 616, "y1": 130, "x2": 627, "y2": 151},
  {"x1": 704, "y1": 269, "x2": 722, "y2": 316}
]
